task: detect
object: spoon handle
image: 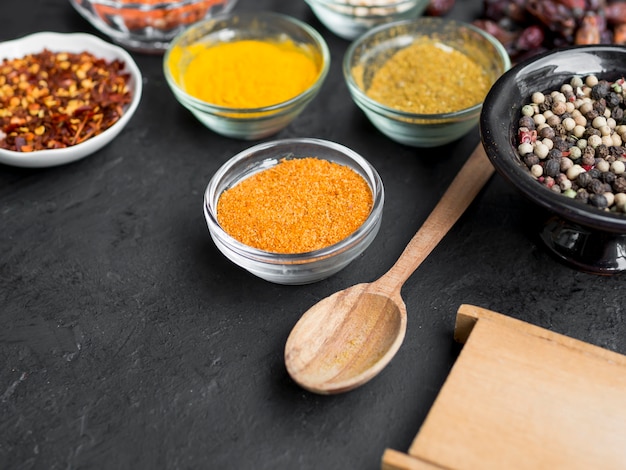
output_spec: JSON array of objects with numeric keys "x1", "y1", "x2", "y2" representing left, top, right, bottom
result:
[{"x1": 377, "y1": 143, "x2": 495, "y2": 293}]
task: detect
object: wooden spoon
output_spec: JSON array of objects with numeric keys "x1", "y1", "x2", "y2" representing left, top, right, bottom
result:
[{"x1": 284, "y1": 143, "x2": 495, "y2": 394}]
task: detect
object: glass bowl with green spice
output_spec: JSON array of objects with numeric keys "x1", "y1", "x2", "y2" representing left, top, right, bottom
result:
[
  {"x1": 343, "y1": 16, "x2": 511, "y2": 148},
  {"x1": 203, "y1": 138, "x2": 384, "y2": 285},
  {"x1": 163, "y1": 11, "x2": 330, "y2": 140}
]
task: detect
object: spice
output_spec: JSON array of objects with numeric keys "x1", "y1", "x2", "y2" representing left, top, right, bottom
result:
[
  {"x1": 363, "y1": 40, "x2": 490, "y2": 114},
  {"x1": 90, "y1": 0, "x2": 228, "y2": 32},
  {"x1": 326, "y1": 0, "x2": 415, "y2": 17},
  {"x1": 475, "y1": 1, "x2": 626, "y2": 62},
  {"x1": 0, "y1": 49, "x2": 131, "y2": 152},
  {"x1": 217, "y1": 158, "x2": 373, "y2": 253},
  {"x1": 178, "y1": 39, "x2": 319, "y2": 108},
  {"x1": 516, "y1": 74, "x2": 626, "y2": 214}
]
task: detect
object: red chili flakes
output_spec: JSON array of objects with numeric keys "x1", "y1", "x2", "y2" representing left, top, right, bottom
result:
[{"x1": 0, "y1": 49, "x2": 132, "y2": 152}]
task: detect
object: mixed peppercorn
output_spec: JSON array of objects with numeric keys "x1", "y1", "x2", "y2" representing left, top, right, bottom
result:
[
  {"x1": 516, "y1": 74, "x2": 626, "y2": 214},
  {"x1": 0, "y1": 49, "x2": 131, "y2": 152}
]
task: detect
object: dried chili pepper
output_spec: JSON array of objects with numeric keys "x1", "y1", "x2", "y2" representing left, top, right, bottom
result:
[
  {"x1": 575, "y1": 12, "x2": 603, "y2": 44},
  {"x1": 471, "y1": 0, "x2": 626, "y2": 61},
  {"x1": 605, "y1": 2, "x2": 626, "y2": 25},
  {"x1": 426, "y1": 0, "x2": 456, "y2": 16},
  {"x1": 0, "y1": 49, "x2": 131, "y2": 152}
]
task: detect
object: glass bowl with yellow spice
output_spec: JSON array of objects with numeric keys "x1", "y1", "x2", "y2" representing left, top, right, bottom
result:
[
  {"x1": 164, "y1": 11, "x2": 330, "y2": 140},
  {"x1": 203, "y1": 138, "x2": 384, "y2": 284},
  {"x1": 343, "y1": 17, "x2": 511, "y2": 148}
]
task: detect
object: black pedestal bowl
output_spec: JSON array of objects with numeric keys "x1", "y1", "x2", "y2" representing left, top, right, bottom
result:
[{"x1": 480, "y1": 45, "x2": 626, "y2": 275}]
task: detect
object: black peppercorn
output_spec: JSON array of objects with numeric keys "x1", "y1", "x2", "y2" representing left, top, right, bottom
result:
[
  {"x1": 582, "y1": 147, "x2": 596, "y2": 166},
  {"x1": 588, "y1": 168, "x2": 601, "y2": 179},
  {"x1": 548, "y1": 148, "x2": 562, "y2": 160},
  {"x1": 610, "y1": 146, "x2": 625, "y2": 158},
  {"x1": 544, "y1": 158, "x2": 560, "y2": 177},
  {"x1": 613, "y1": 177, "x2": 626, "y2": 193},
  {"x1": 538, "y1": 126, "x2": 555, "y2": 139},
  {"x1": 594, "y1": 144, "x2": 609, "y2": 159},
  {"x1": 606, "y1": 92, "x2": 621, "y2": 108},
  {"x1": 602, "y1": 171, "x2": 616, "y2": 185},
  {"x1": 577, "y1": 172, "x2": 592, "y2": 188},
  {"x1": 590, "y1": 193, "x2": 608, "y2": 208},
  {"x1": 593, "y1": 99, "x2": 606, "y2": 116},
  {"x1": 575, "y1": 188, "x2": 590, "y2": 203},
  {"x1": 519, "y1": 115, "x2": 535, "y2": 129},
  {"x1": 553, "y1": 136, "x2": 569, "y2": 151},
  {"x1": 591, "y1": 81, "x2": 610, "y2": 100},
  {"x1": 589, "y1": 178, "x2": 605, "y2": 194},
  {"x1": 524, "y1": 154, "x2": 539, "y2": 167},
  {"x1": 585, "y1": 108, "x2": 600, "y2": 121},
  {"x1": 611, "y1": 107, "x2": 624, "y2": 122}
]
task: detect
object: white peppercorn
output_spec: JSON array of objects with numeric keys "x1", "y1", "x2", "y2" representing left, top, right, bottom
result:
[
  {"x1": 611, "y1": 160, "x2": 626, "y2": 175},
  {"x1": 531, "y1": 164, "x2": 543, "y2": 178}
]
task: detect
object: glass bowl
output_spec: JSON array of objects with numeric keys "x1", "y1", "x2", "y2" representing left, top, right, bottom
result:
[
  {"x1": 343, "y1": 17, "x2": 510, "y2": 148},
  {"x1": 480, "y1": 45, "x2": 626, "y2": 275},
  {"x1": 305, "y1": 0, "x2": 429, "y2": 40},
  {"x1": 0, "y1": 32, "x2": 142, "y2": 168},
  {"x1": 203, "y1": 138, "x2": 384, "y2": 285},
  {"x1": 69, "y1": 0, "x2": 238, "y2": 53},
  {"x1": 164, "y1": 11, "x2": 330, "y2": 140}
]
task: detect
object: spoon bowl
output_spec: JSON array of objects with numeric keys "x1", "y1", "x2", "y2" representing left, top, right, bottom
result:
[
  {"x1": 285, "y1": 143, "x2": 494, "y2": 394},
  {"x1": 285, "y1": 285, "x2": 406, "y2": 394}
]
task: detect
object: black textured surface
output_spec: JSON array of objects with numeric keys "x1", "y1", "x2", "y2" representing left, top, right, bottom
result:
[{"x1": 1, "y1": 1, "x2": 625, "y2": 469}]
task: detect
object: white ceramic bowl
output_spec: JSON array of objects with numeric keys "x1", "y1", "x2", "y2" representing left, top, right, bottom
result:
[
  {"x1": 203, "y1": 138, "x2": 384, "y2": 284},
  {"x1": 0, "y1": 32, "x2": 142, "y2": 168}
]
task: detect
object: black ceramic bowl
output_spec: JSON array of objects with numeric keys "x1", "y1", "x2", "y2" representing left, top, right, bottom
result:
[{"x1": 480, "y1": 45, "x2": 626, "y2": 274}]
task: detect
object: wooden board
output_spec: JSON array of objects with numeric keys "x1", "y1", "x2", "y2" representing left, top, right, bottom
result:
[{"x1": 382, "y1": 304, "x2": 626, "y2": 470}]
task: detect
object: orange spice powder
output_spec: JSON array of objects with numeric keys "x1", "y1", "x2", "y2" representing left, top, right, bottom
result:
[{"x1": 217, "y1": 157, "x2": 373, "y2": 254}]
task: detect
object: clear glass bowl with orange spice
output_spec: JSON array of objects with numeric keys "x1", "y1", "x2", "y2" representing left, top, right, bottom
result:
[
  {"x1": 343, "y1": 17, "x2": 510, "y2": 147},
  {"x1": 69, "y1": 0, "x2": 238, "y2": 53},
  {"x1": 203, "y1": 138, "x2": 384, "y2": 285}
]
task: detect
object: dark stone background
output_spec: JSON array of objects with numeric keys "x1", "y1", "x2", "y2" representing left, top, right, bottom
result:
[{"x1": 1, "y1": 0, "x2": 623, "y2": 469}]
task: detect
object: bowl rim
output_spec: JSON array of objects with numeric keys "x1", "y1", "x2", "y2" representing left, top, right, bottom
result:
[
  {"x1": 0, "y1": 31, "x2": 143, "y2": 168},
  {"x1": 304, "y1": 0, "x2": 426, "y2": 9},
  {"x1": 163, "y1": 10, "x2": 331, "y2": 115},
  {"x1": 342, "y1": 16, "x2": 511, "y2": 121},
  {"x1": 203, "y1": 137, "x2": 385, "y2": 263},
  {"x1": 480, "y1": 44, "x2": 626, "y2": 232}
]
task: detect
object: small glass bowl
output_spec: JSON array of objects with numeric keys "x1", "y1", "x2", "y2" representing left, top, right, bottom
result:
[
  {"x1": 203, "y1": 138, "x2": 384, "y2": 285},
  {"x1": 164, "y1": 11, "x2": 330, "y2": 140},
  {"x1": 305, "y1": 0, "x2": 429, "y2": 40},
  {"x1": 69, "y1": 0, "x2": 238, "y2": 53},
  {"x1": 343, "y1": 17, "x2": 511, "y2": 147}
]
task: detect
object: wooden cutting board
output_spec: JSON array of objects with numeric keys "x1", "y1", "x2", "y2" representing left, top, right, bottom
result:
[{"x1": 382, "y1": 304, "x2": 626, "y2": 470}]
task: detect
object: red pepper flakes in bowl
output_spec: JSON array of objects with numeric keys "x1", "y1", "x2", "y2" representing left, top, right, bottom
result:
[
  {"x1": 0, "y1": 49, "x2": 132, "y2": 152},
  {"x1": 0, "y1": 32, "x2": 142, "y2": 168}
]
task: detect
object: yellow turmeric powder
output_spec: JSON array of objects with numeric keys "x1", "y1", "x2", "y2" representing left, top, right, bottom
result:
[
  {"x1": 217, "y1": 157, "x2": 373, "y2": 254},
  {"x1": 181, "y1": 39, "x2": 320, "y2": 108}
]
